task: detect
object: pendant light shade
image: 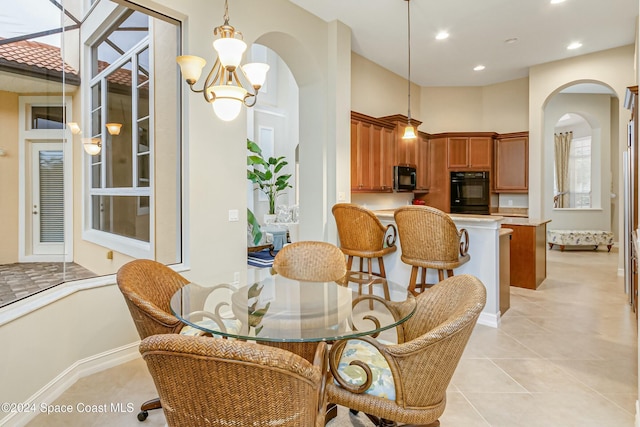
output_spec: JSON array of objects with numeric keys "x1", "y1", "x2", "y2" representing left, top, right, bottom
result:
[{"x1": 402, "y1": 125, "x2": 417, "y2": 139}]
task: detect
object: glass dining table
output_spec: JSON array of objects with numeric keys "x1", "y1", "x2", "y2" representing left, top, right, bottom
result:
[{"x1": 169, "y1": 270, "x2": 416, "y2": 346}]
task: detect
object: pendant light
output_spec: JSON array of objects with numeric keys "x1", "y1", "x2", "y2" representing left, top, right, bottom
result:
[{"x1": 402, "y1": 0, "x2": 417, "y2": 139}]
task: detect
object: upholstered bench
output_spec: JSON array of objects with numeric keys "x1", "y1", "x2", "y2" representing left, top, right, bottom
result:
[{"x1": 547, "y1": 229, "x2": 614, "y2": 252}]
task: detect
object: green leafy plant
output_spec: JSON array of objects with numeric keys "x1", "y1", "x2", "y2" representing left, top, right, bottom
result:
[
  {"x1": 247, "y1": 208, "x2": 263, "y2": 246},
  {"x1": 247, "y1": 139, "x2": 292, "y2": 215}
]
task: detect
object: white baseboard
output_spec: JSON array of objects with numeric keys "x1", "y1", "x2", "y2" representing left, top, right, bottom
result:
[
  {"x1": 478, "y1": 312, "x2": 500, "y2": 328},
  {"x1": 635, "y1": 399, "x2": 639, "y2": 427},
  {"x1": 0, "y1": 342, "x2": 140, "y2": 427}
]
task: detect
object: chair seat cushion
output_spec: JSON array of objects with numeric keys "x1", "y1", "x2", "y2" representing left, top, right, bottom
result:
[
  {"x1": 180, "y1": 318, "x2": 242, "y2": 337},
  {"x1": 335, "y1": 339, "x2": 395, "y2": 400}
]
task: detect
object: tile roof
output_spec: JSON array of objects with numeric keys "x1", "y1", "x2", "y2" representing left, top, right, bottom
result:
[{"x1": 0, "y1": 37, "x2": 79, "y2": 80}]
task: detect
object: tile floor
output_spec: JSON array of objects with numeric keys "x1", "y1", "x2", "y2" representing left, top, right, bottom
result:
[{"x1": 25, "y1": 248, "x2": 637, "y2": 427}]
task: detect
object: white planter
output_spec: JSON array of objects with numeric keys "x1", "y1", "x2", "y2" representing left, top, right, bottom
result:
[{"x1": 263, "y1": 214, "x2": 277, "y2": 225}]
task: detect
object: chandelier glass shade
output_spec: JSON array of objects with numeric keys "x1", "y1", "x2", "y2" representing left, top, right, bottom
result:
[
  {"x1": 176, "y1": 0, "x2": 269, "y2": 121},
  {"x1": 82, "y1": 137, "x2": 102, "y2": 155},
  {"x1": 106, "y1": 122, "x2": 122, "y2": 135}
]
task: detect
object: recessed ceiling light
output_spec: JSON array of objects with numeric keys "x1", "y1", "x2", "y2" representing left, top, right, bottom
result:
[
  {"x1": 504, "y1": 38, "x2": 518, "y2": 44},
  {"x1": 436, "y1": 31, "x2": 449, "y2": 40},
  {"x1": 567, "y1": 42, "x2": 582, "y2": 50},
  {"x1": 473, "y1": 65, "x2": 486, "y2": 71},
  {"x1": 550, "y1": 0, "x2": 566, "y2": 4}
]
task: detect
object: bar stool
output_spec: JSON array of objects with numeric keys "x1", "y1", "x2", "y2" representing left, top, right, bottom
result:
[
  {"x1": 332, "y1": 203, "x2": 397, "y2": 300},
  {"x1": 394, "y1": 205, "x2": 470, "y2": 295}
]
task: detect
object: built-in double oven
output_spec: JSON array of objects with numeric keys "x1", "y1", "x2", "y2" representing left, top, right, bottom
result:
[{"x1": 450, "y1": 171, "x2": 490, "y2": 214}]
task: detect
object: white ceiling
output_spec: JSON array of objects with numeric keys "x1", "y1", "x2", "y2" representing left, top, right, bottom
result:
[{"x1": 289, "y1": 0, "x2": 638, "y2": 88}]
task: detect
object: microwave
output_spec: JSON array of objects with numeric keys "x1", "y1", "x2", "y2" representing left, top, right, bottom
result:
[{"x1": 393, "y1": 165, "x2": 417, "y2": 191}]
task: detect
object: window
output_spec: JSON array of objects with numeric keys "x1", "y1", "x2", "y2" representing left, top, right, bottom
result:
[
  {"x1": 87, "y1": 11, "x2": 151, "y2": 250},
  {"x1": 568, "y1": 136, "x2": 592, "y2": 208}
]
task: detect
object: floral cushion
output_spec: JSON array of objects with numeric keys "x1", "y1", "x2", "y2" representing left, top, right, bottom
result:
[
  {"x1": 547, "y1": 229, "x2": 614, "y2": 246},
  {"x1": 180, "y1": 318, "x2": 242, "y2": 337},
  {"x1": 335, "y1": 339, "x2": 395, "y2": 400}
]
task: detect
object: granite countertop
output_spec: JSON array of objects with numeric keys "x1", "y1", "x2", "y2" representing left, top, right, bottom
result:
[
  {"x1": 373, "y1": 209, "x2": 502, "y2": 223},
  {"x1": 373, "y1": 209, "x2": 550, "y2": 226},
  {"x1": 498, "y1": 216, "x2": 552, "y2": 226}
]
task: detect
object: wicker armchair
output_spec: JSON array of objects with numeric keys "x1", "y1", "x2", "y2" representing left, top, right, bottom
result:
[
  {"x1": 394, "y1": 205, "x2": 470, "y2": 295},
  {"x1": 332, "y1": 203, "x2": 397, "y2": 278},
  {"x1": 327, "y1": 274, "x2": 486, "y2": 427},
  {"x1": 140, "y1": 334, "x2": 328, "y2": 427},
  {"x1": 272, "y1": 240, "x2": 347, "y2": 282},
  {"x1": 116, "y1": 259, "x2": 189, "y2": 421}
]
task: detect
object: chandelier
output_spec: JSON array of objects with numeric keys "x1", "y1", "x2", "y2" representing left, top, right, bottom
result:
[
  {"x1": 402, "y1": 0, "x2": 417, "y2": 139},
  {"x1": 176, "y1": 0, "x2": 269, "y2": 121}
]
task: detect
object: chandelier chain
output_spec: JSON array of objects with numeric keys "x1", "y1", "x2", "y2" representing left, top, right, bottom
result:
[{"x1": 223, "y1": 0, "x2": 230, "y2": 24}]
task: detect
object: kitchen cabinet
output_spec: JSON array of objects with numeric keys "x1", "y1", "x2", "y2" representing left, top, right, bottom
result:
[
  {"x1": 499, "y1": 228, "x2": 513, "y2": 314},
  {"x1": 447, "y1": 135, "x2": 493, "y2": 170},
  {"x1": 494, "y1": 133, "x2": 528, "y2": 192},
  {"x1": 500, "y1": 218, "x2": 551, "y2": 290},
  {"x1": 415, "y1": 133, "x2": 430, "y2": 191},
  {"x1": 350, "y1": 113, "x2": 396, "y2": 192},
  {"x1": 421, "y1": 137, "x2": 449, "y2": 211}
]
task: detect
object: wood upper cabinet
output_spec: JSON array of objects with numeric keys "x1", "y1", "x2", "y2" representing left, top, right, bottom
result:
[
  {"x1": 422, "y1": 137, "x2": 449, "y2": 211},
  {"x1": 494, "y1": 133, "x2": 528, "y2": 192},
  {"x1": 415, "y1": 134, "x2": 430, "y2": 191},
  {"x1": 396, "y1": 135, "x2": 417, "y2": 166},
  {"x1": 447, "y1": 135, "x2": 493, "y2": 170},
  {"x1": 350, "y1": 114, "x2": 396, "y2": 192}
]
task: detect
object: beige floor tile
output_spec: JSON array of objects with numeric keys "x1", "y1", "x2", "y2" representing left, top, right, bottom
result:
[
  {"x1": 463, "y1": 392, "x2": 554, "y2": 427},
  {"x1": 491, "y1": 358, "x2": 593, "y2": 393},
  {"x1": 438, "y1": 392, "x2": 491, "y2": 426},
  {"x1": 550, "y1": 358, "x2": 638, "y2": 395},
  {"x1": 451, "y1": 358, "x2": 528, "y2": 393},
  {"x1": 531, "y1": 390, "x2": 634, "y2": 427}
]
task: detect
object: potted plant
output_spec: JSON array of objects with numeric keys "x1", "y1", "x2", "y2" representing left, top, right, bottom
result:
[{"x1": 247, "y1": 138, "x2": 292, "y2": 218}]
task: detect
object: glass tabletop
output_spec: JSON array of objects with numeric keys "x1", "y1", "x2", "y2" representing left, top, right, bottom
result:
[{"x1": 170, "y1": 271, "x2": 416, "y2": 343}]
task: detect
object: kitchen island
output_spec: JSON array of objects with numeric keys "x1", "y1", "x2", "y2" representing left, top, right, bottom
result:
[
  {"x1": 498, "y1": 217, "x2": 552, "y2": 289},
  {"x1": 374, "y1": 210, "x2": 504, "y2": 328}
]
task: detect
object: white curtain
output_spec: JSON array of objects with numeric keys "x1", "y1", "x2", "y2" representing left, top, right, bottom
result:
[{"x1": 554, "y1": 131, "x2": 572, "y2": 208}]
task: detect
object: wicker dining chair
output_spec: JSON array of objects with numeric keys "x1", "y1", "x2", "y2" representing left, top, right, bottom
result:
[
  {"x1": 332, "y1": 203, "x2": 397, "y2": 278},
  {"x1": 140, "y1": 334, "x2": 329, "y2": 427},
  {"x1": 272, "y1": 240, "x2": 347, "y2": 282},
  {"x1": 116, "y1": 259, "x2": 190, "y2": 421},
  {"x1": 327, "y1": 274, "x2": 486, "y2": 427},
  {"x1": 394, "y1": 205, "x2": 470, "y2": 295}
]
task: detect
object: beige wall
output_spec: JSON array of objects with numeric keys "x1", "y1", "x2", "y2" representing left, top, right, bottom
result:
[
  {"x1": 351, "y1": 55, "x2": 529, "y2": 135},
  {"x1": 528, "y1": 45, "x2": 635, "y2": 225},
  {"x1": 482, "y1": 78, "x2": 530, "y2": 133},
  {"x1": 351, "y1": 52, "x2": 422, "y2": 121},
  {"x1": 0, "y1": 90, "x2": 19, "y2": 264},
  {"x1": 544, "y1": 93, "x2": 613, "y2": 231},
  {"x1": 0, "y1": 284, "x2": 138, "y2": 408}
]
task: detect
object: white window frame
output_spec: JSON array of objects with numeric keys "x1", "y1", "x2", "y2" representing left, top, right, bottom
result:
[{"x1": 81, "y1": 10, "x2": 154, "y2": 259}]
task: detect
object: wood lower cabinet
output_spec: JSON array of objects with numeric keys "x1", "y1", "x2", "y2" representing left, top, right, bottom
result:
[
  {"x1": 447, "y1": 135, "x2": 493, "y2": 170},
  {"x1": 503, "y1": 221, "x2": 550, "y2": 290},
  {"x1": 351, "y1": 114, "x2": 396, "y2": 192},
  {"x1": 495, "y1": 133, "x2": 528, "y2": 192}
]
